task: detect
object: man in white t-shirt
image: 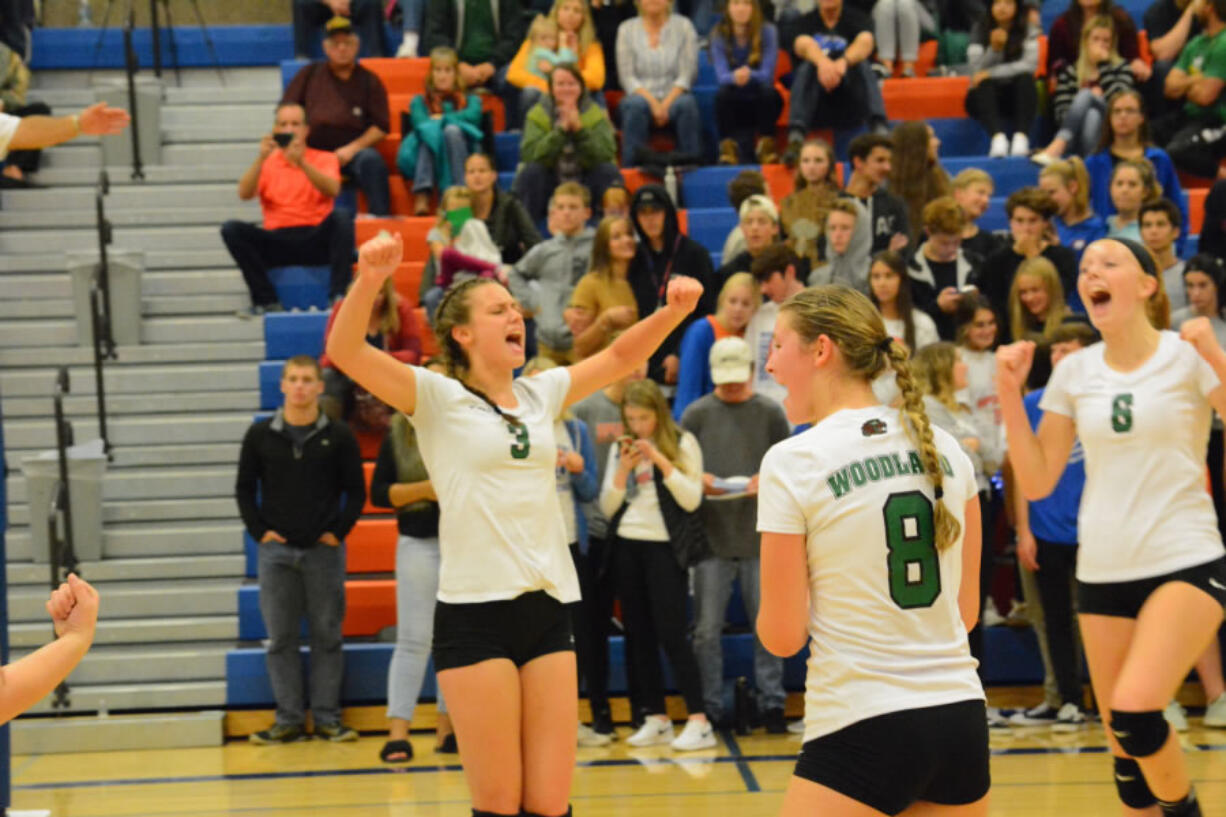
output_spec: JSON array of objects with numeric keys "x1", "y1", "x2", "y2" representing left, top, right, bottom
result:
[
  {"x1": 745, "y1": 243, "x2": 806, "y2": 408},
  {"x1": 0, "y1": 102, "x2": 129, "y2": 160}
]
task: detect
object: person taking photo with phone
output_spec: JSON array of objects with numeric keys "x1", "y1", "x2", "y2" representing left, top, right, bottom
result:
[{"x1": 220, "y1": 102, "x2": 355, "y2": 318}]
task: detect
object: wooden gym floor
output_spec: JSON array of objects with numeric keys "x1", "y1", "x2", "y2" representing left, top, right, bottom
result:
[{"x1": 11, "y1": 714, "x2": 1226, "y2": 817}]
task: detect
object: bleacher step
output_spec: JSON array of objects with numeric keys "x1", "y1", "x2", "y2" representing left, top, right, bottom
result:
[
  {"x1": 30, "y1": 163, "x2": 252, "y2": 188},
  {"x1": 1, "y1": 270, "x2": 246, "y2": 303},
  {"x1": 1, "y1": 362, "x2": 256, "y2": 398},
  {"x1": 8, "y1": 578, "x2": 239, "y2": 622},
  {"x1": 5, "y1": 442, "x2": 242, "y2": 473},
  {"x1": 12, "y1": 641, "x2": 228, "y2": 685},
  {"x1": 0, "y1": 224, "x2": 223, "y2": 254},
  {"x1": 10, "y1": 616, "x2": 236, "y2": 649},
  {"x1": 3, "y1": 182, "x2": 241, "y2": 211},
  {"x1": 24, "y1": 680, "x2": 227, "y2": 715},
  {"x1": 4, "y1": 411, "x2": 255, "y2": 450},
  {"x1": 5, "y1": 520, "x2": 244, "y2": 561},
  {"x1": 0, "y1": 341, "x2": 262, "y2": 368},
  {"x1": 0, "y1": 314, "x2": 261, "y2": 348},
  {"x1": 11, "y1": 710, "x2": 224, "y2": 754},
  {"x1": 8, "y1": 554, "x2": 244, "y2": 586},
  {"x1": 0, "y1": 204, "x2": 258, "y2": 230},
  {"x1": 145, "y1": 293, "x2": 249, "y2": 315},
  {"x1": 3, "y1": 389, "x2": 257, "y2": 419},
  {"x1": 7, "y1": 463, "x2": 242, "y2": 505},
  {"x1": 0, "y1": 248, "x2": 240, "y2": 273}
]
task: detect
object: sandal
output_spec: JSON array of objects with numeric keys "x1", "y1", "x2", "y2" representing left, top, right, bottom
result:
[{"x1": 379, "y1": 739, "x2": 413, "y2": 763}]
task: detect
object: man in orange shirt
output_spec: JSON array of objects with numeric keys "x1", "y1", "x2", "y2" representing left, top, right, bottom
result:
[{"x1": 220, "y1": 102, "x2": 354, "y2": 317}]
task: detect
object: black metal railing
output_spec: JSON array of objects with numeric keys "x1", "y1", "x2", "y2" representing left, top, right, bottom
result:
[
  {"x1": 92, "y1": 171, "x2": 116, "y2": 461},
  {"x1": 48, "y1": 367, "x2": 77, "y2": 712},
  {"x1": 123, "y1": 7, "x2": 145, "y2": 181}
]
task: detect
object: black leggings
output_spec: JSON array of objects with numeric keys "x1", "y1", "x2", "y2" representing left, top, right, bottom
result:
[
  {"x1": 613, "y1": 537, "x2": 705, "y2": 716},
  {"x1": 965, "y1": 73, "x2": 1038, "y2": 137},
  {"x1": 570, "y1": 540, "x2": 613, "y2": 715},
  {"x1": 967, "y1": 490, "x2": 997, "y2": 680},
  {"x1": 715, "y1": 81, "x2": 783, "y2": 159},
  {"x1": 1033, "y1": 539, "x2": 1082, "y2": 706}
]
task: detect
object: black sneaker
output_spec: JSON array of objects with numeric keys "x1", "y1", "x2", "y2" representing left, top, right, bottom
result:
[
  {"x1": 762, "y1": 708, "x2": 788, "y2": 735},
  {"x1": 315, "y1": 722, "x2": 359, "y2": 742},
  {"x1": 249, "y1": 723, "x2": 308, "y2": 744},
  {"x1": 1009, "y1": 701, "x2": 1058, "y2": 726},
  {"x1": 436, "y1": 733, "x2": 458, "y2": 754},
  {"x1": 782, "y1": 136, "x2": 804, "y2": 167},
  {"x1": 592, "y1": 708, "x2": 615, "y2": 738}
]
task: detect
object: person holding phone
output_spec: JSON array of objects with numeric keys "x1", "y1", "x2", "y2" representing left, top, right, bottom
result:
[{"x1": 220, "y1": 102, "x2": 354, "y2": 319}]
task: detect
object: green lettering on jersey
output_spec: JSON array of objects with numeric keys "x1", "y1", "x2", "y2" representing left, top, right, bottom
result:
[
  {"x1": 939, "y1": 455, "x2": 954, "y2": 477},
  {"x1": 864, "y1": 457, "x2": 882, "y2": 481},
  {"x1": 907, "y1": 451, "x2": 924, "y2": 475},
  {"x1": 893, "y1": 452, "x2": 910, "y2": 475},
  {"x1": 849, "y1": 461, "x2": 867, "y2": 486},
  {"x1": 827, "y1": 469, "x2": 852, "y2": 499},
  {"x1": 877, "y1": 455, "x2": 896, "y2": 479}
]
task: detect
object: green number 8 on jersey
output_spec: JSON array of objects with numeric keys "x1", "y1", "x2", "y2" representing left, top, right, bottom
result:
[
  {"x1": 1111, "y1": 393, "x2": 1133, "y2": 433},
  {"x1": 883, "y1": 491, "x2": 942, "y2": 609}
]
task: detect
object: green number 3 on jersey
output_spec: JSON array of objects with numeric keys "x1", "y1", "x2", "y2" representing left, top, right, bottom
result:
[
  {"x1": 508, "y1": 423, "x2": 531, "y2": 459},
  {"x1": 883, "y1": 491, "x2": 941, "y2": 609},
  {"x1": 1111, "y1": 393, "x2": 1133, "y2": 433}
]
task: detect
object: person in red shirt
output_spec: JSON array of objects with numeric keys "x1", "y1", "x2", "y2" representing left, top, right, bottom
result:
[{"x1": 220, "y1": 102, "x2": 354, "y2": 317}]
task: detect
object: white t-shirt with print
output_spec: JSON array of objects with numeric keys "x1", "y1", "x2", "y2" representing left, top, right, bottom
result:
[
  {"x1": 1040, "y1": 332, "x2": 1225, "y2": 583},
  {"x1": 745, "y1": 299, "x2": 787, "y2": 407},
  {"x1": 408, "y1": 366, "x2": 579, "y2": 604},
  {"x1": 757, "y1": 405, "x2": 984, "y2": 743}
]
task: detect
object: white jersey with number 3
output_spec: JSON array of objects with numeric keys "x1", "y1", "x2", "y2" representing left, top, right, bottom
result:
[
  {"x1": 1039, "y1": 332, "x2": 1225, "y2": 583},
  {"x1": 757, "y1": 406, "x2": 984, "y2": 743}
]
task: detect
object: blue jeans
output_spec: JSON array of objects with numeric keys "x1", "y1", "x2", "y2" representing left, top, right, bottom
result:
[
  {"x1": 692, "y1": 556, "x2": 784, "y2": 719},
  {"x1": 788, "y1": 59, "x2": 880, "y2": 135},
  {"x1": 413, "y1": 124, "x2": 471, "y2": 193},
  {"x1": 619, "y1": 91, "x2": 703, "y2": 166},
  {"x1": 512, "y1": 160, "x2": 624, "y2": 222},
  {"x1": 387, "y1": 535, "x2": 447, "y2": 721},
  {"x1": 345, "y1": 147, "x2": 391, "y2": 216},
  {"x1": 1055, "y1": 89, "x2": 1106, "y2": 157},
  {"x1": 257, "y1": 540, "x2": 347, "y2": 728},
  {"x1": 401, "y1": 0, "x2": 423, "y2": 34}
]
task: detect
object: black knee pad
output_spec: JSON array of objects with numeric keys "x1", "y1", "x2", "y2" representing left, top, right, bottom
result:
[
  {"x1": 1110, "y1": 709, "x2": 1169, "y2": 757},
  {"x1": 1113, "y1": 757, "x2": 1157, "y2": 809},
  {"x1": 520, "y1": 808, "x2": 572, "y2": 817},
  {"x1": 473, "y1": 811, "x2": 518, "y2": 817}
]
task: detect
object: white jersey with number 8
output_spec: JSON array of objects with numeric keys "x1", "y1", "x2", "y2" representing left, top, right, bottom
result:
[{"x1": 757, "y1": 405, "x2": 984, "y2": 743}]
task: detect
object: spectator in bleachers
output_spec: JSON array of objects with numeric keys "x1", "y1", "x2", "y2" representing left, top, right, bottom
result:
[
  {"x1": 951, "y1": 168, "x2": 1006, "y2": 265},
  {"x1": 723, "y1": 169, "x2": 768, "y2": 261},
  {"x1": 844, "y1": 132, "x2": 910, "y2": 255},
  {"x1": 592, "y1": 0, "x2": 637, "y2": 90},
  {"x1": 889, "y1": 120, "x2": 951, "y2": 246},
  {"x1": 0, "y1": 41, "x2": 48, "y2": 189},
  {"x1": 602, "y1": 184, "x2": 631, "y2": 217},
  {"x1": 282, "y1": 17, "x2": 392, "y2": 216},
  {"x1": 319, "y1": 277, "x2": 422, "y2": 424},
  {"x1": 980, "y1": 187, "x2": 1080, "y2": 320},
  {"x1": 1154, "y1": 0, "x2": 1226, "y2": 179},
  {"x1": 955, "y1": 293, "x2": 1001, "y2": 455},
  {"x1": 236, "y1": 355, "x2": 366, "y2": 745},
  {"x1": 674, "y1": 273, "x2": 760, "y2": 418},
  {"x1": 681, "y1": 336, "x2": 790, "y2": 732},
  {"x1": 221, "y1": 103, "x2": 353, "y2": 318},
  {"x1": 1173, "y1": 252, "x2": 1226, "y2": 328},
  {"x1": 1007, "y1": 255, "x2": 1074, "y2": 341},
  {"x1": 1202, "y1": 177, "x2": 1226, "y2": 257},
  {"x1": 508, "y1": 182, "x2": 597, "y2": 363},
  {"x1": 743, "y1": 244, "x2": 805, "y2": 407},
  {"x1": 1105, "y1": 156, "x2": 1160, "y2": 239},
  {"x1": 807, "y1": 198, "x2": 871, "y2": 289},
  {"x1": 1038, "y1": 158, "x2": 1108, "y2": 263},
  {"x1": 570, "y1": 215, "x2": 640, "y2": 358},
  {"x1": 1144, "y1": 0, "x2": 1204, "y2": 118},
  {"x1": 716, "y1": 194, "x2": 785, "y2": 286},
  {"x1": 964, "y1": 0, "x2": 1040, "y2": 158},
  {"x1": 421, "y1": 0, "x2": 528, "y2": 123},
  {"x1": 520, "y1": 357, "x2": 609, "y2": 746},
  {"x1": 627, "y1": 185, "x2": 716, "y2": 382},
  {"x1": 781, "y1": 0, "x2": 884, "y2": 166},
  {"x1": 513, "y1": 63, "x2": 621, "y2": 223},
  {"x1": 908, "y1": 196, "x2": 979, "y2": 340},
  {"x1": 421, "y1": 186, "x2": 509, "y2": 319},
  {"x1": 615, "y1": 0, "x2": 703, "y2": 167},
  {"x1": 294, "y1": 0, "x2": 386, "y2": 58},
  {"x1": 1085, "y1": 88, "x2": 1186, "y2": 237},
  {"x1": 397, "y1": 46, "x2": 483, "y2": 216},
  {"x1": 463, "y1": 152, "x2": 542, "y2": 263},
  {"x1": 1046, "y1": 0, "x2": 1143, "y2": 80},
  {"x1": 1033, "y1": 14, "x2": 1136, "y2": 164},
  {"x1": 570, "y1": 351, "x2": 648, "y2": 738},
  {"x1": 368, "y1": 366, "x2": 456, "y2": 762},
  {"x1": 711, "y1": 0, "x2": 782, "y2": 166},
  {"x1": 873, "y1": 0, "x2": 938, "y2": 78},
  {"x1": 870, "y1": 249, "x2": 940, "y2": 351},
  {"x1": 508, "y1": 0, "x2": 606, "y2": 117},
  {"x1": 1140, "y1": 197, "x2": 1188, "y2": 310},
  {"x1": 780, "y1": 139, "x2": 845, "y2": 268},
  {"x1": 599, "y1": 379, "x2": 714, "y2": 751}
]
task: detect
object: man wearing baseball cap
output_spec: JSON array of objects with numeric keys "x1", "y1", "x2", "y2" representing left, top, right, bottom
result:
[{"x1": 680, "y1": 336, "x2": 791, "y2": 734}]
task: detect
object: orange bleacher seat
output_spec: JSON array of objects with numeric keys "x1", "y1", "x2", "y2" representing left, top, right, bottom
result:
[
  {"x1": 676, "y1": 209, "x2": 688, "y2": 234},
  {"x1": 360, "y1": 57, "x2": 430, "y2": 95},
  {"x1": 356, "y1": 216, "x2": 434, "y2": 261},
  {"x1": 1139, "y1": 29, "x2": 1153, "y2": 65},
  {"x1": 1037, "y1": 35, "x2": 1047, "y2": 79},
  {"x1": 482, "y1": 93, "x2": 507, "y2": 133},
  {"x1": 883, "y1": 76, "x2": 970, "y2": 120},
  {"x1": 376, "y1": 133, "x2": 402, "y2": 172},
  {"x1": 394, "y1": 261, "x2": 425, "y2": 306},
  {"x1": 388, "y1": 93, "x2": 415, "y2": 135},
  {"x1": 362, "y1": 461, "x2": 393, "y2": 515},
  {"x1": 620, "y1": 168, "x2": 655, "y2": 194},
  {"x1": 346, "y1": 518, "x2": 398, "y2": 573},
  {"x1": 761, "y1": 163, "x2": 794, "y2": 201},
  {"x1": 1189, "y1": 187, "x2": 1208, "y2": 235},
  {"x1": 359, "y1": 175, "x2": 414, "y2": 216},
  {"x1": 342, "y1": 580, "x2": 397, "y2": 637},
  {"x1": 415, "y1": 306, "x2": 440, "y2": 357}
]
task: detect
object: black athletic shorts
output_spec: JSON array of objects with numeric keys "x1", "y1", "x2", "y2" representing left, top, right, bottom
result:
[
  {"x1": 793, "y1": 700, "x2": 990, "y2": 815},
  {"x1": 432, "y1": 590, "x2": 574, "y2": 672},
  {"x1": 1077, "y1": 556, "x2": 1226, "y2": 619}
]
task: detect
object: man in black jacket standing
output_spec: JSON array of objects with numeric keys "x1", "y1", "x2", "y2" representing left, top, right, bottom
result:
[{"x1": 236, "y1": 354, "x2": 366, "y2": 745}]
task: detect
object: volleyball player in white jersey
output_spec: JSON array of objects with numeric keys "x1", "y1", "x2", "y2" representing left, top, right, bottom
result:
[
  {"x1": 326, "y1": 233, "x2": 703, "y2": 817},
  {"x1": 998, "y1": 237, "x2": 1226, "y2": 817},
  {"x1": 756, "y1": 285, "x2": 990, "y2": 817}
]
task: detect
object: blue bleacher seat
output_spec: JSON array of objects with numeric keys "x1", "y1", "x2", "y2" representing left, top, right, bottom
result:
[
  {"x1": 267, "y1": 266, "x2": 332, "y2": 311},
  {"x1": 686, "y1": 207, "x2": 741, "y2": 255},
  {"x1": 258, "y1": 361, "x2": 284, "y2": 411},
  {"x1": 498, "y1": 170, "x2": 515, "y2": 191},
  {"x1": 944, "y1": 156, "x2": 1039, "y2": 194},
  {"x1": 264, "y1": 311, "x2": 329, "y2": 360},
  {"x1": 494, "y1": 132, "x2": 521, "y2": 172},
  {"x1": 280, "y1": 58, "x2": 309, "y2": 91}
]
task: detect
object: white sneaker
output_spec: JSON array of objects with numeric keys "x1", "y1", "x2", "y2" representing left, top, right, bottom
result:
[
  {"x1": 626, "y1": 715, "x2": 674, "y2": 747},
  {"x1": 989, "y1": 133, "x2": 1009, "y2": 158},
  {"x1": 1010, "y1": 132, "x2": 1030, "y2": 157},
  {"x1": 1164, "y1": 701, "x2": 1189, "y2": 732},
  {"x1": 396, "y1": 33, "x2": 419, "y2": 58},
  {"x1": 670, "y1": 718, "x2": 717, "y2": 751},
  {"x1": 1009, "y1": 701, "x2": 1058, "y2": 726},
  {"x1": 987, "y1": 706, "x2": 1011, "y2": 729},
  {"x1": 578, "y1": 723, "x2": 613, "y2": 747},
  {"x1": 1052, "y1": 702, "x2": 1087, "y2": 732},
  {"x1": 1205, "y1": 693, "x2": 1226, "y2": 728},
  {"x1": 787, "y1": 719, "x2": 806, "y2": 734},
  {"x1": 982, "y1": 602, "x2": 1007, "y2": 628}
]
